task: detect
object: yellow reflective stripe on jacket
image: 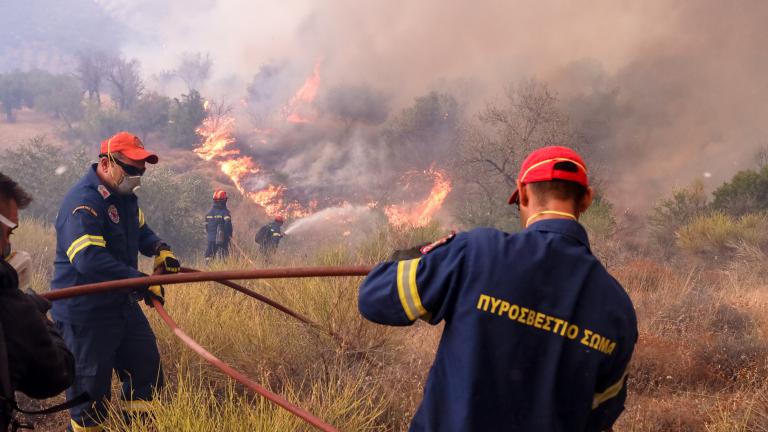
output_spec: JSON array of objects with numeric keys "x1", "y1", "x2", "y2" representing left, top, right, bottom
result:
[
  {"x1": 592, "y1": 371, "x2": 628, "y2": 409},
  {"x1": 66, "y1": 234, "x2": 107, "y2": 262},
  {"x1": 120, "y1": 399, "x2": 154, "y2": 412},
  {"x1": 70, "y1": 419, "x2": 104, "y2": 432},
  {"x1": 396, "y1": 258, "x2": 428, "y2": 321},
  {"x1": 138, "y1": 208, "x2": 145, "y2": 228}
]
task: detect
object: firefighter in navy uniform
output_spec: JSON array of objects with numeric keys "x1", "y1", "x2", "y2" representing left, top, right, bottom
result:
[
  {"x1": 0, "y1": 173, "x2": 74, "y2": 432},
  {"x1": 50, "y1": 132, "x2": 181, "y2": 432},
  {"x1": 359, "y1": 146, "x2": 637, "y2": 432},
  {"x1": 204, "y1": 190, "x2": 233, "y2": 261},
  {"x1": 255, "y1": 215, "x2": 284, "y2": 258}
]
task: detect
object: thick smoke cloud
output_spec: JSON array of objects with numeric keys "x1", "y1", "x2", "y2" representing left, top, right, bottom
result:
[{"x1": 8, "y1": 0, "x2": 768, "y2": 209}]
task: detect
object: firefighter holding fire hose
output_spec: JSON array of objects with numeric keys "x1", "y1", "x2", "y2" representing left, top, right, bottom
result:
[
  {"x1": 255, "y1": 215, "x2": 284, "y2": 259},
  {"x1": 358, "y1": 146, "x2": 637, "y2": 432},
  {"x1": 50, "y1": 132, "x2": 181, "y2": 432},
  {"x1": 204, "y1": 189, "x2": 233, "y2": 262}
]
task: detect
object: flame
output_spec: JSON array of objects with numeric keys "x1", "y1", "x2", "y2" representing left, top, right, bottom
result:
[
  {"x1": 284, "y1": 61, "x2": 321, "y2": 124},
  {"x1": 195, "y1": 104, "x2": 308, "y2": 218},
  {"x1": 385, "y1": 168, "x2": 452, "y2": 227}
]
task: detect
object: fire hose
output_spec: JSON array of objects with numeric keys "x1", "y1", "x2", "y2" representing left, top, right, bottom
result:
[{"x1": 41, "y1": 265, "x2": 374, "y2": 432}]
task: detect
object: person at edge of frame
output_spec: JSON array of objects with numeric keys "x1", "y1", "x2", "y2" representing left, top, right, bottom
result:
[{"x1": 0, "y1": 172, "x2": 75, "y2": 432}]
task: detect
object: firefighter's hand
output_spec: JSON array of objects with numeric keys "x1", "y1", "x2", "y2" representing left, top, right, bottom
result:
[
  {"x1": 143, "y1": 285, "x2": 165, "y2": 307},
  {"x1": 389, "y1": 243, "x2": 430, "y2": 261},
  {"x1": 154, "y1": 247, "x2": 180, "y2": 273}
]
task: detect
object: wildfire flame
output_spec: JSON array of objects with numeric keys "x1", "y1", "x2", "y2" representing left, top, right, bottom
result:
[
  {"x1": 195, "y1": 105, "x2": 310, "y2": 218},
  {"x1": 194, "y1": 61, "x2": 453, "y2": 227},
  {"x1": 385, "y1": 168, "x2": 452, "y2": 227},
  {"x1": 284, "y1": 61, "x2": 321, "y2": 123}
]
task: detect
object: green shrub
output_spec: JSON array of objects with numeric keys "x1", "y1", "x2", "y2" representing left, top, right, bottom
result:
[
  {"x1": 137, "y1": 166, "x2": 213, "y2": 257},
  {"x1": 648, "y1": 181, "x2": 709, "y2": 253},
  {"x1": 75, "y1": 102, "x2": 132, "y2": 144},
  {"x1": 0, "y1": 136, "x2": 91, "y2": 221},
  {"x1": 711, "y1": 167, "x2": 768, "y2": 217},
  {"x1": 166, "y1": 90, "x2": 206, "y2": 149},
  {"x1": 581, "y1": 194, "x2": 616, "y2": 241},
  {"x1": 676, "y1": 211, "x2": 768, "y2": 257}
]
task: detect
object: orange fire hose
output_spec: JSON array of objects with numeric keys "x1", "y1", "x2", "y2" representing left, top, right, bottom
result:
[
  {"x1": 43, "y1": 266, "x2": 373, "y2": 301},
  {"x1": 41, "y1": 265, "x2": 375, "y2": 432},
  {"x1": 151, "y1": 298, "x2": 338, "y2": 432}
]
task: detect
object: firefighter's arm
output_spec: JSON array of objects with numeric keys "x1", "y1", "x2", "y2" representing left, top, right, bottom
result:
[
  {"x1": 358, "y1": 234, "x2": 465, "y2": 326},
  {"x1": 64, "y1": 203, "x2": 145, "y2": 281},
  {"x1": 0, "y1": 287, "x2": 74, "y2": 398},
  {"x1": 224, "y1": 213, "x2": 233, "y2": 237},
  {"x1": 137, "y1": 207, "x2": 162, "y2": 257},
  {"x1": 587, "y1": 311, "x2": 638, "y2": 431}
]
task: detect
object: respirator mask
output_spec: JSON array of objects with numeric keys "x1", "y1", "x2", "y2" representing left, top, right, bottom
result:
[
  {"x1": 0, "y1": 213, "x2": 31, "y2": 289},
  {"x1": 105, "y1": 154, "x2": 145, "y2": 195}
]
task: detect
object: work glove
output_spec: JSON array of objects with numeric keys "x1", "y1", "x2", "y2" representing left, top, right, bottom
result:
[
  {"x1": 154, "y1": 244, "x2": 180, "y2": 273},
  {"x1": 389, "y1": 243, "x2": 430, "y2": 261},
  {"x1": 143, "y1": 285, "x2": 165, "y2": 307}
]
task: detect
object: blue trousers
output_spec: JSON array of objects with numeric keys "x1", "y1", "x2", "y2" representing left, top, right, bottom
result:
[
  {"x1": 205, "y1": 241, "x2": 229, "y2": 259},
  {"x1": 57, "y1": 303, "x2": 163, "y2": 427}
]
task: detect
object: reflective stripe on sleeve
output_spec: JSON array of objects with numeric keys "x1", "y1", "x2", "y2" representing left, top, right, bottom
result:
[
  {"x1": 396, "y1": 258, "x2": 428, "y2": 321},
  {"x1": 70, "y1": 419, "x2": 104, "y2": 432},
  {"x1": 138, "y1": 208, "x2": 145, "y2": 228},
  {"x1": 592, "y1": 371, "x2": 628, "y2": 409},
  {"x1": 120, "y1": 399, "x2": 154, "y2": 412},
  {"x1": 66, "y1": 234, "x2": 107, "y2": 262}
]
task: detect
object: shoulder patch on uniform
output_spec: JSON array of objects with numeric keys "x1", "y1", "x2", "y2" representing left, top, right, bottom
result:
[
  {"x1": 97, "y1": 184, "x2": 111, "y2": 199},
  {"x1": 107, "y1": 204, "x2": 120, "y2": 224},
  {"x1": 72, "y1": 205, "x2": 98, "y2": 217},
  {"x1": 419, "y1": 231, "x2": 456, "y2": 255}
]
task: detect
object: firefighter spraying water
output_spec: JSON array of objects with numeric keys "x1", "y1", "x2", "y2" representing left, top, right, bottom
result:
[{"x1": 255, "y1": 215, "x2": 285, "y2": 259}]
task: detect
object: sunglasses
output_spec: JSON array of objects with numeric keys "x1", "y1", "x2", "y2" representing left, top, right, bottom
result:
[
  {"x1": 0, "y1": 213, "x2": 17, "y2": 232},
  {"x1": 100, "y1": 154, "x2": 146, "y2": 176}
]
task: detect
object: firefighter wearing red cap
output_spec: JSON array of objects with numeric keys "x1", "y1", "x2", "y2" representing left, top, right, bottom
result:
[
  {"x1": 358, "y1": 146, "x2": 637, "y2": 432},
  {"x1": 205, "y1": 189, "x2": 233, "y2": 261},
  {"x1": 254, "y1": 215, "x2": 284, "y2": 260},
  {"x1": 50, "y1": 132, "x2": 181, "y2": 431}
]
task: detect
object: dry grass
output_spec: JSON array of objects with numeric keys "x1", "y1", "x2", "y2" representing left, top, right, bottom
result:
[{"x1": 12, "y1": 217, "x2": 768, "y2": 431}]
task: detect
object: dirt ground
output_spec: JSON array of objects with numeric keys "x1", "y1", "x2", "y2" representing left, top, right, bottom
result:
[{"x1": 0, "y1": 108, "x2": 65, "y2": 149}]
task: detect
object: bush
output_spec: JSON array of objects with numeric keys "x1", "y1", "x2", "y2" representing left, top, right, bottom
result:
[
  {"x1": 137, "y1": 166, "x2": 213, "y2": 257},
  {"x1": 676, "y1": 212, "x2": 768, "y2": 258},
  {"x1": 711, "y1": 167, "x2": 768, "y2": 217},
  {"x1": 0, "y1": 136, "x2": 91, "y2": 221},
  {"x1": 166, "y1": 90, "x2": 206, "y2": 149},
  {"x1": 648, "y1": 180, "x2": 709, "y2": 253},
  {"x1": 75, "y1": 102, "x2": 132, "y2": 144},
  {"x1": 581, "y1": 194, "x2": 616, "y2": 240}
]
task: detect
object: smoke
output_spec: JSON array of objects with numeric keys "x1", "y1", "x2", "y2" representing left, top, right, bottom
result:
[
  {"x1": 551, "y1": 1, "x2": 768, "y2": 208},
  {"x1": 7, "y1": 0, "x2": 768, "y2": 210}
]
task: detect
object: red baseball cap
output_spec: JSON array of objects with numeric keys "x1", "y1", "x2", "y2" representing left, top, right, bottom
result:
[
  {"x1": 508, "y1": 146, "x2": 589, "y2": 204},
  {"x1": 100, "y1": 132, "x2": 158, "y2": 164}
]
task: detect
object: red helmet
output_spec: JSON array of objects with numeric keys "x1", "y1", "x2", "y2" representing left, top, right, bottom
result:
[
  {"x1": 274, "y1": 215, "x2": 284, "y2": 223},
  {"x1": 213, "y1": 189, "x2": 228, "y2": 201}
]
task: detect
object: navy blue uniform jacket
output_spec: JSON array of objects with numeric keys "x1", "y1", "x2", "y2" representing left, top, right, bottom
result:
[
  {"x1": 205, "y1": 202, "x2": 233, "y2": 242},
  {"x1": 51, "y1": 165, "x2": 162, "y2": 324},
  {"x1": 359, "y1": 219, "x2": 637, "y2": 432}
]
